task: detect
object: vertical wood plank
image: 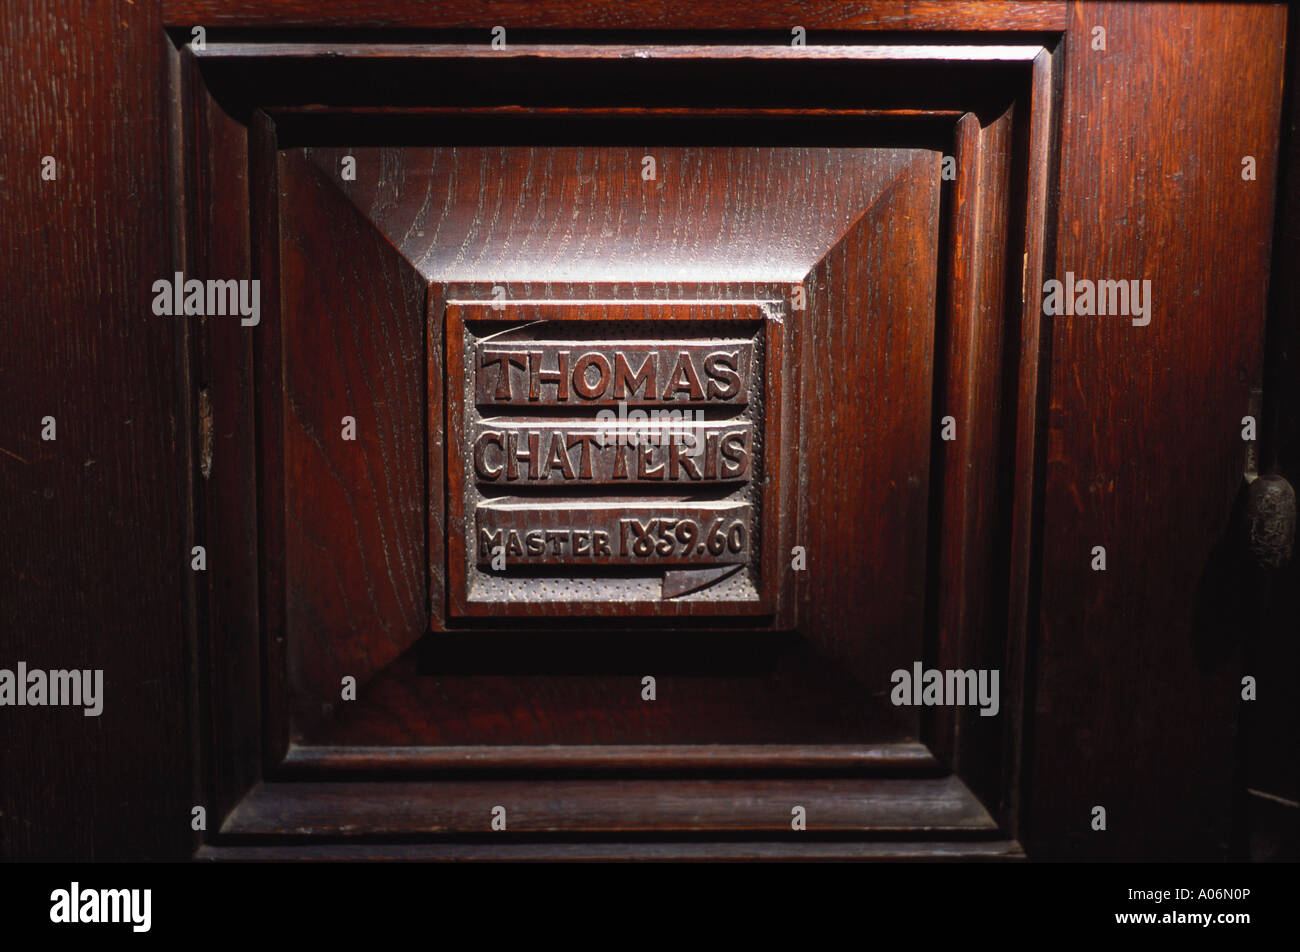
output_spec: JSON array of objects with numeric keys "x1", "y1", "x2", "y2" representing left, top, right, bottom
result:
[
  {"x1": 1027, "y1": 1, "x2": 1286, "y2": 859},
  {"x1": 0, "y1": 0, "x2": 191, "y2": 860}
]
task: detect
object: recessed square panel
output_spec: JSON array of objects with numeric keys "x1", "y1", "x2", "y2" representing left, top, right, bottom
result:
[{"x1": 445, "y1": 299, "x2": 785, "y2": 619}]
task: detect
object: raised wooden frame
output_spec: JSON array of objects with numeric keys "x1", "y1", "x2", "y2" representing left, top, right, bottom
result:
[{"x1": 172, "y1": 35, "x2": 1060, "y2": 859}]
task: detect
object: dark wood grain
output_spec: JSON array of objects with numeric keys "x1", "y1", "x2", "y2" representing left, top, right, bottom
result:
[
  {"x1": 274, "y1": 140, "x2": 948, "y2": 756},
  {"x1": 998, "y1": 42, "x2": 1059, "y2": 850},
  {"x1": 277, "y1": 149, "x2": 429, "y2": 744},
  {"x1": 7, "y1": 0, "x2": 1286, "y2": 862},
  {"x1": 165, "y1": 1, "x2": 1067, "y2": 32},
  {"x1": 0, "y1": 0, "x2": 192, "y2": 861},
  {"x1": 305, "y1": 144, "x2": 926, "y2": 284},
  {"x1": 198, "y1": 43, "x2": 1043, "y2": 843},
  {"x1": 1026, "y1": 1, "x2": 1286, "y2": 860},
  {"x1": 928, "y1": 106, "x2": 1016, "y2": 817},
  {"x1": 799, "y1": 149, "x2": 940, "y2": 707}
]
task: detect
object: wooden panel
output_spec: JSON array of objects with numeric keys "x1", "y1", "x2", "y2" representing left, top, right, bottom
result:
[
  {"x1": 4, "y1": 0, "x2": 1289, "y2": 865},
  {"x1": 0, "y1": 0, "x2": 191, "y2": 861},
  {"x1": 221, "y1": 776, "x2": 998, "y2": 835},
  {"x1": 278, "y1": 149, "x2": 430, "y2": 741},
  {"x1": 799, "y1": 150, "x2": 940, "y2": 694},
  {"x1": 299, "y1": 624, "x2": 916, "y2": 748},
  {"x1": 1028, "y1": 1, "x2": 1286, "y2": 859},
  {"x1": 164, "y1": 1, "x2": 1067, "y2": 32},
  {"x1": 182, "y1": 37, "x2": 1050, "y2": 853},
  {"x1": 305, "y1": 143, "x2": 925, "y2": 283},
  {"x1": 274, "y1": 136, "x2": 944, "y2": 752}
]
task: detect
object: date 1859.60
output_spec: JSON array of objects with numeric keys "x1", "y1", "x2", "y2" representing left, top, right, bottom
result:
[
  {"x1": 619, "y1": 516, "x2": 746, "y2": 559},
  {"x1": 475, "y1": 503, "x2": 751, "y2": 567}
]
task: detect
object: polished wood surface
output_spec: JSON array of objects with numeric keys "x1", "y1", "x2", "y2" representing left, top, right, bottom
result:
[
  {"x1": 2, "y1": 0, "x2": 1290, "y2": 861},
  {"x1": 0, "y1": 0, "x2": 191, "y2": 861},
  {"x1": 179, "y1": 41, "x2": 1046, "y2": 849},
  {"x1": 1027, "y1": 1, "x2": 1286, "y2": 860},
  {"x1": 164, "y1": 1, "x2": 1068, "y2": 32}
]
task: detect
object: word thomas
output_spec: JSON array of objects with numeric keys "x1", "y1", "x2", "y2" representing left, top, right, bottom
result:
[{"x1": 476, "y1": 342, "x2": 752, "y2": 405}]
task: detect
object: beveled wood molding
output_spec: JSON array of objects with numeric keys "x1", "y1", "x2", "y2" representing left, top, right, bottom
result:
[
  {"x1": 197, "y1": 840, "x2": 1028, "y2": 862},
  {"x1": 164, "y1": 1, "x2": 1068, "y2": 33},
  {"x1": 281, "y1": 741, "x2": 942, "y2": 772},
  {"x1": 220, "y1": 776, "x2": 999, "y2": 836},
  {"x1": 174, "y1": 35, "x2": 1058, "y2": 856}
]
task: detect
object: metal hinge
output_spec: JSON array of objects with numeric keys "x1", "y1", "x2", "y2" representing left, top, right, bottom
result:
[
  {"x1": 198, "y1": 387, "x2": 213, "y2": 480},
  {"x1": 1243, "y1": 388, "x2": 1294, "y2": 569}
]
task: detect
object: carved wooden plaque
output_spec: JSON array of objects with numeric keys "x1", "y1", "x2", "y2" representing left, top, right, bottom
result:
[{"x1": 446, "y1": 300, "x2": 784, "y2": 618}]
